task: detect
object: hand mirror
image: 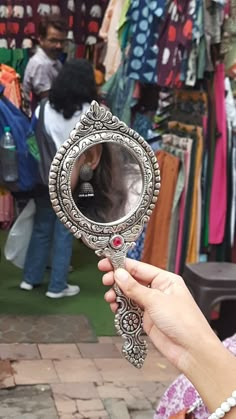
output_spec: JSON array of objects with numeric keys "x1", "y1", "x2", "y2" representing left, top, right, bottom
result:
[{"x1": 49, "y1": 101, "x2": 160, "y2": 368}]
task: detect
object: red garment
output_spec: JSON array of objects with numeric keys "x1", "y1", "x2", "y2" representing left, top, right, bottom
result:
[{"x1": 209, "y1": 63, "x2": 227, "y2": 244}]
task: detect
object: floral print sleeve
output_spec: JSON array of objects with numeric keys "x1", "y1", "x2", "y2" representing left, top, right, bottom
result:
[{"x1": 154, "y1": 334, "x2": 236, "y2": 418}]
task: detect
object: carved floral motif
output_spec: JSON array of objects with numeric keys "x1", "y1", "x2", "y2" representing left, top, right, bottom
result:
[{"x1": 49, "y1": 101, "x2": 161, "y2": 368}]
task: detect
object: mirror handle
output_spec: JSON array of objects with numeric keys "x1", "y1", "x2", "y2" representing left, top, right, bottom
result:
[
  {"x1": 113, "y1": 281, "x2": 148, "y2": 368},
  {"x1": 99, "y1": 248, "x2": 148, "y2": 368}
]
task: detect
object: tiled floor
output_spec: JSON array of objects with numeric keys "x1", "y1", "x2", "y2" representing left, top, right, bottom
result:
[
  {"x1": 0, "y1": 315, "x2": 96, "y2": 343},
  {"x1": 0, "y1": 337, "x2": 179, "y2": 418}
]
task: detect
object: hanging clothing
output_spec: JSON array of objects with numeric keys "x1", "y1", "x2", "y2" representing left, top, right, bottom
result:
[
  {"x1": 118, "y1": 0, "x2": 131, "y2": 49},
  {"x1": 126, "y1": 0, "x2": 166, "y2": 84},
  {"x1": 209, "y1": 63, "x2": 227, "y2": 245},
  {"x1": 0, "y1": 187, "x2": 14, "y2": 230},
  {"x1": 101, "y1": 57, "x2": 136, "y2": 125},
  {"x1": 231, "y1": 133, "x2": 236, "y2": 247},
  {"x1": 162, "y1": 135, "x2": 193, "y2": 273},
  {"x1": 204, "y1": 0, "x2": 225, "y2": 71},
  {"x1": 157, "y1": 0, "x2": 195, "y2": 87},
  {"x1": 224, "y1": 77, "x2": 236, "y2": 246},
  {"x1": 185, "y1": 0, "x2": 204, "y2": 86},
  {"x1": 202, "y1": 77, "x2": 216, "y2": 249},
  {"x1": 0, "y1": 48, "x2": 28, "y2": 80},
  {"x1": 142, "y1": 150, "x2": 180, "y2": 270},
  {"x1": 186, "y1": 128, "x2": 203, "y2": 263},
  {"x1": 0, "y1": 64, "x2": 21, "y2": 108},
  {"x1": 59, "y1": 0, "x2": 109, "y2": 46},
  {"x1": 99, "y1": 0, "x2": 124, "y2": 81},
  {"x1": 165, "y1": 122, "x2": 203, "y2": 273},
  {"x1": 0, "y1": 1, "x2": 108, "y2": 49},
  {"x1": 0, "y1": 1, "x2": 60, "y2": 49}
]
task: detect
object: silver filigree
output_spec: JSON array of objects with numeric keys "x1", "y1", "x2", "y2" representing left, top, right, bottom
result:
[{"x1": 49, "y1": 101, "x2": 160, "y2": 368}]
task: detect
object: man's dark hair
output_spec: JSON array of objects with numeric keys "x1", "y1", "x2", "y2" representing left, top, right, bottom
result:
[
  {"x1": 49, "y1": 58, "x2": 98, "y2": 119},
  {"x1": 38, "y1": 14, "x2": 67, "y2": 38}
]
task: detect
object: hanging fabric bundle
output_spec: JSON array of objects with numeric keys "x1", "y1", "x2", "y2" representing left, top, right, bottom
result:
[{"x1": 0, "y1": 187, "x2": 14, "y2": 230}]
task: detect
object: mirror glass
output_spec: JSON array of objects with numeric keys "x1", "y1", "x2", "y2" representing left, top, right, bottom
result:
[{"x1": 71, "y1": 143, "x2": 143, "y2": 223}]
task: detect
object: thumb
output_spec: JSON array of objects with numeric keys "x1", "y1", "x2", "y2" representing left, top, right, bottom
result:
[{"x1": 114, "y1": 268, "x2": 150, "y2": 308}]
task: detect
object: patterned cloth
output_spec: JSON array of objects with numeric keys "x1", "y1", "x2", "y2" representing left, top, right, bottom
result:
[
  {"x1": 157, "y1": 0, "x2": 196, "y2": 87},
  {"x1": 0, "y1": 0, "x2": 61, "y2": 49},
  {"x1": 60, "y1": 0, "x2": 109, "y2": 46},
  {"x1": 127, "y1": 227, "x2": 146, "y2": 261},
  {"x1": 155, "y1": 333, "x2": 236, "y2": 418},
  {"x1": 0, "y1": 0, "x2": 108, "y2": 49},
  {"x1": 126, "y1": 0, "x2": 166, "y2": 83}
]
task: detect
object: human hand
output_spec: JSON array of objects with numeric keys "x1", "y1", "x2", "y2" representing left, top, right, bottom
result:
[{"x1": 98, "y1": 258, "x2": 218, "y2": 372}]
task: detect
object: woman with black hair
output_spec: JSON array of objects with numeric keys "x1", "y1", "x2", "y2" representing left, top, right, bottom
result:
[{"x1": 20, "y1": 58, "x2": 127, "y2": 298}]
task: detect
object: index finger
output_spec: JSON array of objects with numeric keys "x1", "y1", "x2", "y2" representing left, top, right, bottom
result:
[{"x1": 98, "y1": 257, "x2": 166, "y2": 286}]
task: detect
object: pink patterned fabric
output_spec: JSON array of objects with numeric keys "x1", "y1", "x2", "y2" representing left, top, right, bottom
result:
[{"x1": 155, "y1": 334, "x2": 236, "y2": 418}]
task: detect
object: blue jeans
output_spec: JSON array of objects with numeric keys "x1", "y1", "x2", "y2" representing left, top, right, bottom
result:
[{"x1": 24, "y1": 195, "x2": 73, "y2": 293}]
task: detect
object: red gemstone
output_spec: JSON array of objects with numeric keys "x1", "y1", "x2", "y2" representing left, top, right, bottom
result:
[{"x1": 112, "y1": 237, "x2": 123, "y2": 247}]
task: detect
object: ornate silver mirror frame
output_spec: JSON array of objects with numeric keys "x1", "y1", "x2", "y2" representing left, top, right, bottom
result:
[{"x1": 49, "y1": 101, "x2": 160, "y2": 368}]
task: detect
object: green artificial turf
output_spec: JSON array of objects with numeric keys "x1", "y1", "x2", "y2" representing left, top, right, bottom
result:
[{"x1": 0, "y1": 231, "x2": 115, "y2": 336}]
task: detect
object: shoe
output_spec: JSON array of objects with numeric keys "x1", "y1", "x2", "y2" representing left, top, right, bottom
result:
[
  {"x1": 46, "y1": 284, "x2": 80, "y2": 299},
  {"x1": 20, "y1": 281, "x2": 33, "y2": 291}
]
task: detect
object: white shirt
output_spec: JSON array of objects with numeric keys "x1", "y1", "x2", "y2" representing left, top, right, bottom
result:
[{"x1": 35, "y1": 101, "x2": 90, "y2": 151}]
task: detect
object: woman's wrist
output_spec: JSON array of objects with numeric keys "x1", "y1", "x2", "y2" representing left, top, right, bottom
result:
[{"x1": 182, "y1": 334, "x2": 236, "y2": 415}]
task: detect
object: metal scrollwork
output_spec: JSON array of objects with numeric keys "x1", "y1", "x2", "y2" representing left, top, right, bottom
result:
[{"x1": 49, "y1": 101, "x2": 160, "y2": 368}]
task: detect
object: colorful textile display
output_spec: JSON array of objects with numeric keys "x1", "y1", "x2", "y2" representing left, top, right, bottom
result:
[{"x1": 0, "y1": 1, "x2": 108, "y2": 49}]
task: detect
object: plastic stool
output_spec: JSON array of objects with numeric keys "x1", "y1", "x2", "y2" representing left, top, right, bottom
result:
[{"x1": 183, "y1": 262, "x2": 236, "y2": 321}]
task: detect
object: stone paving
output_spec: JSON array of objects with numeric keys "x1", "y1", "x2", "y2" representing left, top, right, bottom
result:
[
  {"x1": 0, "y1": 337, "x2": 179, "y2": 419},
  {"x1": 0, "y1": 315, "x2": 96, "y2": 343},
  {"x1": 0, "y1": 386, "x2": 58, "y2": 419}
]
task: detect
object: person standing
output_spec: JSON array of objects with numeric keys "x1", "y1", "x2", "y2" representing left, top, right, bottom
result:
[
  {"x1": 23, "y1": 14, "x2": 67, "y2": 114},
  {"x1": 20, "y1": 59, "x2": 98, "y2": 299}
]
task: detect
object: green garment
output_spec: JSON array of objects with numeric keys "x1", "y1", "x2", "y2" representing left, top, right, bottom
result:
[
  {"x1": 118, "y1": 0, "x2": 131, "y2": 50},
  {"x1": 101, "y1": 57, "x2": 136, "y2": 126},
  {"x1": 0, "y1": 48, "x2": 29, "y2": 80},
  {"x1": 0, "y1": 48, "x2": 12, "y2": 66}
]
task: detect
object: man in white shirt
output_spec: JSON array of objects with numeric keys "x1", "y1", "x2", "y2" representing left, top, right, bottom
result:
[{"x1": 23, "y1": 14, "x2": 67, "y2": 114}]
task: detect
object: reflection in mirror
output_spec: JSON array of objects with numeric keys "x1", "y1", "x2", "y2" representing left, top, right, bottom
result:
[{"x1": 71, "y1": 143, "x2": 143, "y2": 223}]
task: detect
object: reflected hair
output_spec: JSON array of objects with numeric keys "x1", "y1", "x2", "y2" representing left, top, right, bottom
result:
[
  {"x1": 49, "y1": 58, "x2": 98, "y2": 119},
  {"x1": 77, "y1": 144, "x2": 129, "y2": 223}
]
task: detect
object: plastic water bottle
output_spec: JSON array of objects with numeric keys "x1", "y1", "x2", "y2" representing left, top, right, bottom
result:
[{"x1": 0, "y1": 126, "x2": 18, "y2": 182}]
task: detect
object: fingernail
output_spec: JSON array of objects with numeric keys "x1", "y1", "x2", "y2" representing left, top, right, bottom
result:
[{"x1": 115, "y1": 268, "x2": 129, "y2": 282}]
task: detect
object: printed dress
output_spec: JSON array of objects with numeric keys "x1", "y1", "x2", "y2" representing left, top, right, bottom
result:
[{"x1": 154, "y1": 334, "x2": 236, "y2": 418}]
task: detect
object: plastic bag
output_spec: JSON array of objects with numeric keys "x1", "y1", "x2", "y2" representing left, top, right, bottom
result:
[{"x1": 4, "y1": 199, "x2": 35, "y2": 268}]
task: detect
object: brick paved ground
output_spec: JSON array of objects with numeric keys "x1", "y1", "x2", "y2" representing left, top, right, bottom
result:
[
  {"x1": 0, "y1": 337, "x2": 179, "y2": 419},
  {"x1": 0, "y1": 315, "x2": 96, "y2": 343}
]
